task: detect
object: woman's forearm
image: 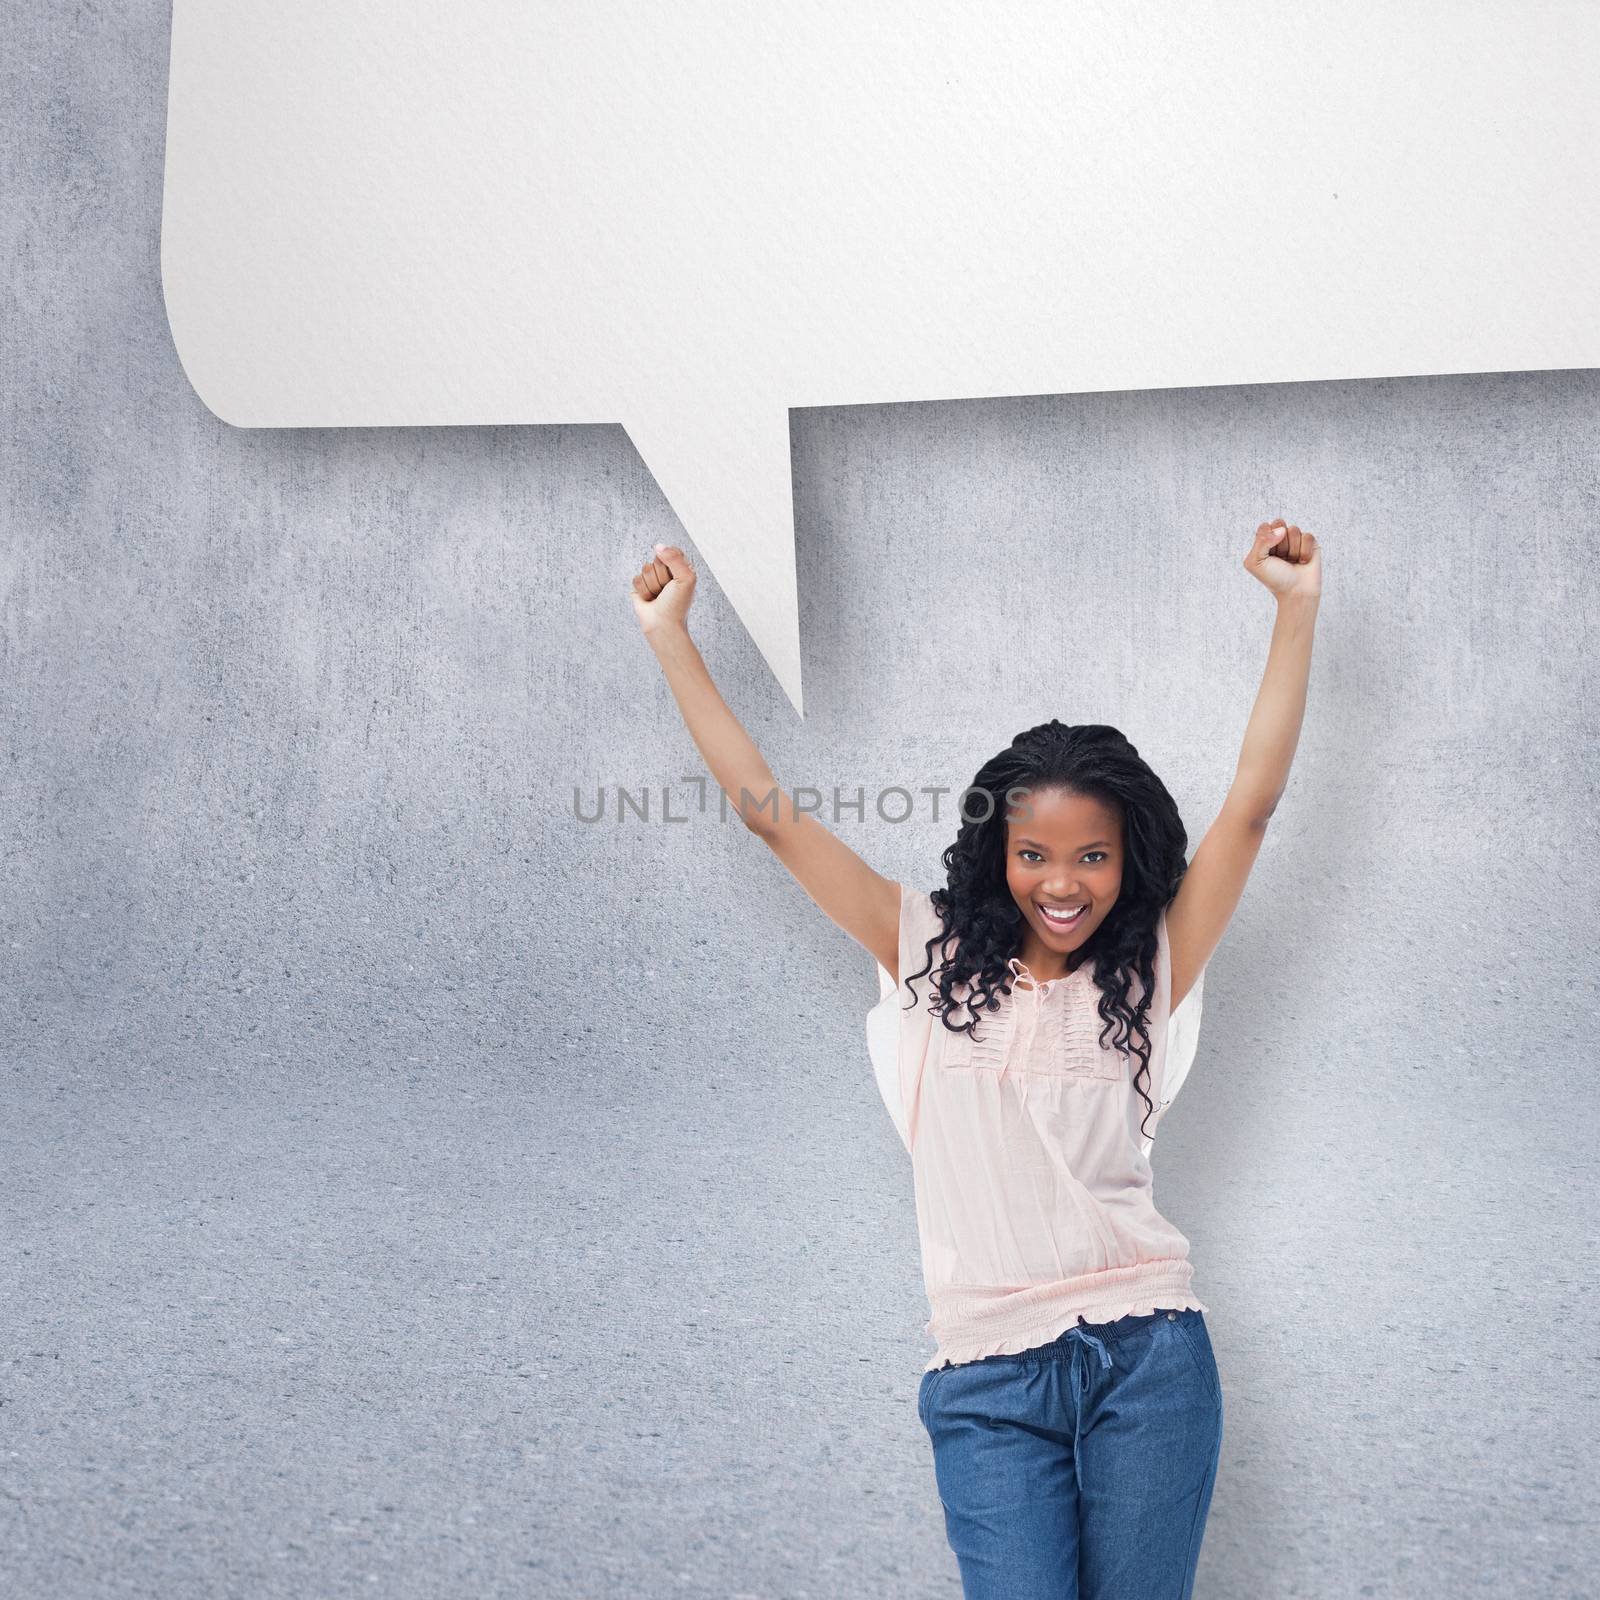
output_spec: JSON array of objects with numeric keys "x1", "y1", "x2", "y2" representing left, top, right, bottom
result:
[
  {"x1": 646, "y1": 622, "x2": 784, "y2": 832},
  {"x1": 1230, "y1": 592, "x2": 1319, "y2": 822}
]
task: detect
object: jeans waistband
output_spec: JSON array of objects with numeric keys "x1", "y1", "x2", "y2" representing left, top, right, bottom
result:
[
  {"x1": 965, "y1": 1307, "x2": 1192, "y2": 1371},
  {"x1": 1056, "y1": 1307, "x2": 1176, "y2": 1342},
  {"x1": 1045, "y1": 1309, "x2": 1170, "y2": 1367}
]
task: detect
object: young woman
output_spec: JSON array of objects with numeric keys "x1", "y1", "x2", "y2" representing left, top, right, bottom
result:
[{"x1": 631, "y1": 519, "x2": 1321, "y2": 1600}]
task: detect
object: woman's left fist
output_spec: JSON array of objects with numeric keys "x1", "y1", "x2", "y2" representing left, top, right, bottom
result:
[{"x1": 1244, "y1": 519, "x2": 1321, "y2": 601}]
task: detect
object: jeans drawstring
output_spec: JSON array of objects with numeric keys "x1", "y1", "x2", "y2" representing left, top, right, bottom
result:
[
  {"x1": 1062, "y1": 1323, "x2": 1114, "y2": 1394},
  {"x1": 1062, "y1": 1323, "x2": 1113, "y2": 1485}
]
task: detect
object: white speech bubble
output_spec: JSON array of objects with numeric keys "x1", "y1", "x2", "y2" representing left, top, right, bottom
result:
[{"x1": 161, "y1": 1, "x2": 1600, "y2": 713}]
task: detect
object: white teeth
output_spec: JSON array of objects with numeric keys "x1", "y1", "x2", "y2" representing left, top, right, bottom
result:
[{"x1": 1040, "y1": 904, "x2": 1086, "y2": 923}]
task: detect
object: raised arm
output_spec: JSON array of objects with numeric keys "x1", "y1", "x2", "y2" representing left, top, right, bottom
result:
[
  {"x1": 631, "y1": 543, "x2": 901, "y2": 982},
  {"x1": 1166, "y1": 519, "x2": 1323, "y2": 1008}
]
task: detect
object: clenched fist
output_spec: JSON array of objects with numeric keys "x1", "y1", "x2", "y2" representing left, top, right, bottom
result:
[
  {"x1": 631, "y1": 543, "x2": 697, "y2": 634},
  {"x1": 1243, "y1": 519, "x2": 1322, "y2": 602}
]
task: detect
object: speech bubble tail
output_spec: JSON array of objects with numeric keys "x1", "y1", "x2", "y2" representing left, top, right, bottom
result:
[{"x1": 624, "y1": 401, "x2": 804, "y2": 718}]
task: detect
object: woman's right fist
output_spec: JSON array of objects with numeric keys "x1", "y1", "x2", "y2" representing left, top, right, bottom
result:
[{"x1": 630, "y1": 543, "x2": 697, "y2": 634}]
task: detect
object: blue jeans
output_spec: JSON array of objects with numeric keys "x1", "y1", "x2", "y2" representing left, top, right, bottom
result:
[{"x1": 917, "y1": 1308, "x2": 1223, "y2": 1600}]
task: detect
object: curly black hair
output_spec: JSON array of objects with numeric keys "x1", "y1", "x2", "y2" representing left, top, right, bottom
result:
[{"x1": 901, "y1": 719, "x2": 1192, "y2": 1145}]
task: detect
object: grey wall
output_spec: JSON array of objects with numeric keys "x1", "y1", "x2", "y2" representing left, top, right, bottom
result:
[{"x1": 5, "y1": 9, "x2": 1598, "y2": 1599}]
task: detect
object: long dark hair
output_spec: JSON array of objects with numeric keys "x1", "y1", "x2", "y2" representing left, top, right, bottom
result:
[{"x1": 901, "y1": 719, "x2": 1191, "y2": 1144}]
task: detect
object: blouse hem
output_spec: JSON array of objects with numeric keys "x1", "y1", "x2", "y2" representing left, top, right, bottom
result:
[{"x1": 924, "y1": 1286, "x2": 1211, "y2": 1372}]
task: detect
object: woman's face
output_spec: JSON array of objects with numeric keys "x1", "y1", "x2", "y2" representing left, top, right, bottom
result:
[{"x1": 1003, "y1": 786, "x2": 1124, "y2": 966}]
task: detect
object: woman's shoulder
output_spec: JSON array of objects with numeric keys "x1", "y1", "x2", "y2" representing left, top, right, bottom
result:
[
  {"x1": 871, "y1": 883, "x2": 954, "y2": 1003},
  {"x1": 900, "y1": 884, "x2": 958, "y2": 963}
]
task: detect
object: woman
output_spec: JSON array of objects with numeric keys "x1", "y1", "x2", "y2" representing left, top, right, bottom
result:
[{"x1": 630, "y1": 519, "x2": 1321, "y2": 1599}]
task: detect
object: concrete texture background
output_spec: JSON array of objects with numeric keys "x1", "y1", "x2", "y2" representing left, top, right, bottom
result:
[{"x1": 4, "y1": 8, "x2": 1598, "y2": 1599}]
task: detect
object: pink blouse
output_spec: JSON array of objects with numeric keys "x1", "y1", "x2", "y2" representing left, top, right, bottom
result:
[{"x1": 866, "y1": 883, "x2": 1210, "y2": 1372}]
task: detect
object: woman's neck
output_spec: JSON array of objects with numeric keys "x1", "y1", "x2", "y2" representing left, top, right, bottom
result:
[{"x1": 1013, "y1": 936, "x2": 1086, "y2": 982}]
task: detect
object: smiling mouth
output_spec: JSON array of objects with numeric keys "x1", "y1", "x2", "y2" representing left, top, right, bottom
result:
[{"x1": 1038, "y1": 903, "x2": 1088, "y2": 928}]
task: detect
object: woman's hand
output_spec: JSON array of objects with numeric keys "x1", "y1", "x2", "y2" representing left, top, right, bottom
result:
[
  {"x1": 1243, "y1": 518, "x2": 1321, "y2": 602},
  {"x1": 631, "y1": 542, "x2": 697, "y2": 634}
]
